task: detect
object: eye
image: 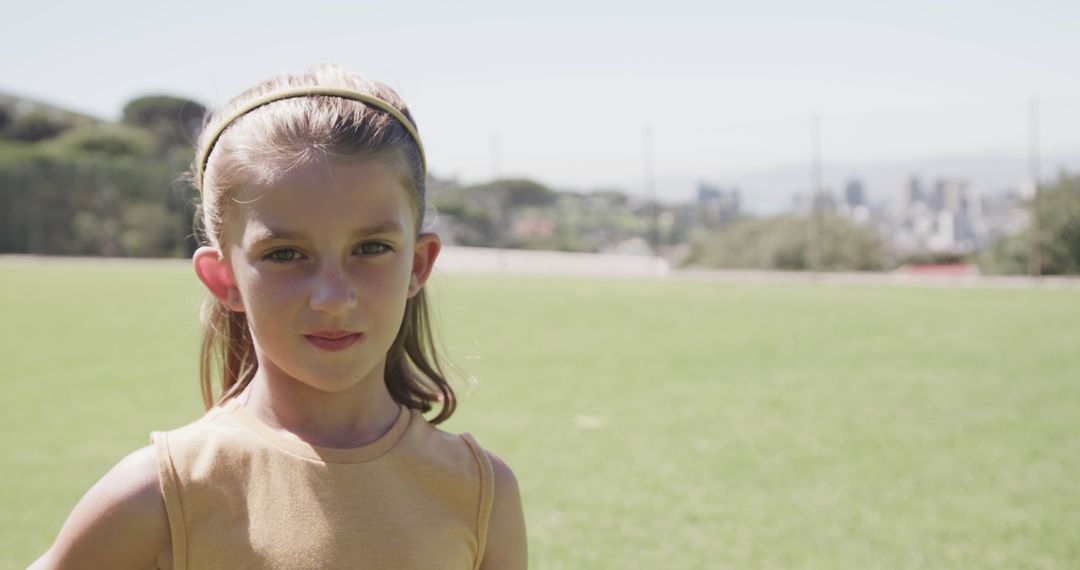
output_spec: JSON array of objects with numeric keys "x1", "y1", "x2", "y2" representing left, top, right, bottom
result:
[
  {"x1": 264, "y1": 248, "x2": 303, "y2": 262},
  {"x1": 357, "y1": 241, "x2": 393, "y2": 255}
]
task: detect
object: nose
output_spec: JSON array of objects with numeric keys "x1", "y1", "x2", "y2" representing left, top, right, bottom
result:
[{"x1": 309, "y1": 264, "x2": 357, "y2": 315}]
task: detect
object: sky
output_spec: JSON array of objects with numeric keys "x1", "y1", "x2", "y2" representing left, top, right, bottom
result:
[{"x1": 5, "y1": 0, "x2": 1080, "y2": 209}]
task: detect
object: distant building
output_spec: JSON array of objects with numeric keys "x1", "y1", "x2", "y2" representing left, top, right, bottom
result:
[
  {"x1": 696, "y1": 182, "x2": 740, "y2": 229},
  {"x1": 511, "y1": 216, "x2": 555, "y2": 239},
  {"x1": 838, "y1": 179, "x2": 871, "y2": 224},
  {"x1": 899, "y1": 176, "x2": 924, "y2": 211},
  {"x1": 812, "y1": 190, "x2": 838, "y2": 213},
  {"x1": 889, "y1": 176, "x2": 985, "y2": 254},
  {"x1": 844, "y1": 179, "x2": 866, "y2": 209}
]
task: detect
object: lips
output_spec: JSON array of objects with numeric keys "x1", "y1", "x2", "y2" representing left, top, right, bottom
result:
[{"x1": 304, "y1": 330, "x2": 365, "y2": 352}]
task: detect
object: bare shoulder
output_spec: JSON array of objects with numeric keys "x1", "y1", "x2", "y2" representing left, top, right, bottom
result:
[
  {"x1": 480, "y1": 450, "x2": 528, "y2": 570},
  {"x1": 29, "y1": 445, "x2": 171, "y2": 570}
]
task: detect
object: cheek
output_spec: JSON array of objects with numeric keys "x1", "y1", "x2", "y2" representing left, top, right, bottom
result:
[
  {"x1": 360, "y1": 263, "x2": 412, "y2": 304},
  {"x1": 237, "y1": 270, "x2": 305, "y2": 320},
  {"x1": 253, "y1": 275, "x2": 304, "y2": 301},
  {"x1": 355, "y1": 260, "x2": 413, "y2": 313}
]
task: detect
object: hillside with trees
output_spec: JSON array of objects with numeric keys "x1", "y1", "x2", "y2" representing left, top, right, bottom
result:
[{"x1": 0, "y1": 94, "x2": 205, "y2": 257}]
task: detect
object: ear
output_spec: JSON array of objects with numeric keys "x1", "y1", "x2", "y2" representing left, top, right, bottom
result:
[
  {"x1": 408, "y1": 233, "x2": 441, "y2": 298},
  {"x1": 193, "y1": 246, "x2": 244, "y2": 312}
]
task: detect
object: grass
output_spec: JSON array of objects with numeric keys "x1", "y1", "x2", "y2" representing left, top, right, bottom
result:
[{"x1": 2, "y1": 259, "x2": 1079, "y2": 569}]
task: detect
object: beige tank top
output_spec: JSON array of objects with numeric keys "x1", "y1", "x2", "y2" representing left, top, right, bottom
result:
[{"x1": 149, "y1": 399, "x2": 493, "y2": 569}]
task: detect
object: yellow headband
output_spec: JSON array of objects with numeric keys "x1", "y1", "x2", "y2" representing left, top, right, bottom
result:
[{"x1": 196, "y1": 86, "x2": 427, "y2": 191}]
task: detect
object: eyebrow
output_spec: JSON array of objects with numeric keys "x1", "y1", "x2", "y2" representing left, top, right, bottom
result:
[{"x1": 247, "y1": 220, "x2": 407, "y2": 244}]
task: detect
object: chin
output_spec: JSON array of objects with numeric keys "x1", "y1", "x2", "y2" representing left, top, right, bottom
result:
[{"x1": 299, "y1": 368, "x2": 376, "y2": 393}]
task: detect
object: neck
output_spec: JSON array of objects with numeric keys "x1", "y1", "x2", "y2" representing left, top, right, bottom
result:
[{"x1": 239, "y1": 359, "x2": 402, "y2": 449}]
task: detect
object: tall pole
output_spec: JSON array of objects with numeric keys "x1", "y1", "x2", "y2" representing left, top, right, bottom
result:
[
  {"x1": 643, "y1": 124, "x2": 658, "y2": 259},
  {"x1": 1028, "y1": 98, "x2": 1041, "y2": 277},
  {"x1": 490, "y1": 132, "x2": 502, "y2": 180},
  {"x1": 811, "y1": 114, "x2": 824, "y2": 273},
  {"x1": 491, "y1": 132, "x2": 506, "y2": 272}
]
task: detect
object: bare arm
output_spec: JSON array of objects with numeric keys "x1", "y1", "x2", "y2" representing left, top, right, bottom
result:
[
  {"x1": 479, "y1": 451, "x2": 528, "y2": 570},
  {"x1": 29, "y1": 445, "x2": 171, "y2": 570}
]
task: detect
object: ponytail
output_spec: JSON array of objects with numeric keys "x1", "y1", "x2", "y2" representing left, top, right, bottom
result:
[
  {"x1": 385, "y1": 288, "x2": 456, "y2": 424},
  {"x1": 199, "y1": 298, "x2": 257, "y2": 409}
]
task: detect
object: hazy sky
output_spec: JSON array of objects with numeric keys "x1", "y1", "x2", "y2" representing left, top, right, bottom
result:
[{"x1": 5, "y1": 0, "x2": 1080, "y2": 206}]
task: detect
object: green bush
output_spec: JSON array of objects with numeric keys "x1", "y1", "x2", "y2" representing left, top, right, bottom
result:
[
  {"x1": 45, "y1": 124, "x2": 156, "y2": 158},
  {"x1": 979, "y1": 173, "x2": 1080, "y2": 275},
  {"x1": 687, "y1": 214, "x2": 885, "y2": 271}
]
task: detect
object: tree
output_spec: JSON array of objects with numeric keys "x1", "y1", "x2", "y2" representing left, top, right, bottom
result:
[
  {"x1": 2, "y1": 111, "x2": 72, "y2": 142},
  {"x1": 687, "y1": 213, "x2": 885, "y2": 271},
  {"x1": 122, "y1": 95, "x2": 207, "y2": 151},
  {"x1": 0, "y1": 94, "x2": 202, "y2": 258},
  {"x1": 0, "y1": 131, "x2": 190, "y2": 257},
  {"x1": 46, "y1": 124, "x2": 155, "y2": 158},
  {"x1": 432, "y1": 178, "x2": 557, "y2": 247},
  {"x1": 980, "y1": 173, "x2": 1080, "y2": 275}
]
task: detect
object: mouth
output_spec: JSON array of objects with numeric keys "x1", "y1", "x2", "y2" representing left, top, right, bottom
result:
[{"x1": 304, "y1": 331, "x2": 365, "y2": 352}]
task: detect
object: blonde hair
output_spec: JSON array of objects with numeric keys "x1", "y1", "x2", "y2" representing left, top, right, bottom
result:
[{"x1": 192, "y1": 64, "x2": 455, "y2": 423}]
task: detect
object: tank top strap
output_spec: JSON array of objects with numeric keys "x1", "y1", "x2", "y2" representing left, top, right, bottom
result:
[
  {"x1": 458, "y1": 432, "x2": 494, "y2": 570},
  {"x1": 149, "y1": 430, "x2": 187, "y2": 570}
]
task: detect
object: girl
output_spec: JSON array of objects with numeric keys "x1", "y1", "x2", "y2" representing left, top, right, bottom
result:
[{"x1": 31, "y1": 65, "x2": 527, "y2": 569}]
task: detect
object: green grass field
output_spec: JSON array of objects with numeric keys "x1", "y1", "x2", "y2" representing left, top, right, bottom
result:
[{"x1": 2, "y1": 260, "x2": 1079, "y2": 569}]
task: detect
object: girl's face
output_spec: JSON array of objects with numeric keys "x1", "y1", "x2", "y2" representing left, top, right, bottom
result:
[{"x1": 218, "y1": 157, "x2": 437, "y2": 394}]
